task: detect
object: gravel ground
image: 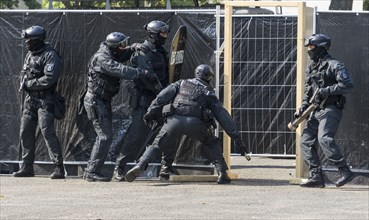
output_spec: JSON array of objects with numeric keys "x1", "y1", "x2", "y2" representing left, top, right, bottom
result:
[{"x1": 1, "y1": 156, "x2": 368, "y2": 220}]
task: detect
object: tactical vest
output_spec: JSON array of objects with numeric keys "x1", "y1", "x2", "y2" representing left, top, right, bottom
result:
[
  {"x1": 132, "y1": 41, "x2": 168, "y2": 96},
  {"x1": 23, "y1": 46, "x2": 59, "y2": 96},
  {"x1": 87, "y1": 52, "x2": 120, "y2": 100},
  {"x1": 172, "y1": 79, "x2": 212, "y2": 118},
  {"x1": 308, "y1": 56, "x2": 343, "y2": 106}
]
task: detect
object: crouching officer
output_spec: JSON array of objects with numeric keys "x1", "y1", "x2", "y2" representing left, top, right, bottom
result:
[
  {"x1": 125, "y1": 64, "x2": 247, "y2": 184},
  {"x1": 83, "y1": 32, "x2": 157, "y2": 182},
  {"x1": 14, "y1": 25, "x2": 65, "y2": 179},
  {"x1": 298, "y1": 34, "x2": 354, "y2": 188}
]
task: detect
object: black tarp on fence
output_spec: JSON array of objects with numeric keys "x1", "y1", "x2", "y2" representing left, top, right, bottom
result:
[
  {"x1": 0, "y1": 10, "x2": 368, "y2": 171},
  {"x1": 0, "y1": 11, "x2": 217, "y2": 162},
  {"x1": 316, "y1": 12, "x2": 369, "y2": 170}
]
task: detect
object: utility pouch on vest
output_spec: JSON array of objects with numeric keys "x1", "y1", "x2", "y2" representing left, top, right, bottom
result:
[
  {"x1": 85, "y1": 98, "x2": 97, "y2": 120},
  {"x1": 54, "y1": 91, "x2": 66, "y2": 120},
  {"x1": 129, "y1": 93, "x2": 139, "y2": 109},
  {"x1": 336, "y1": 95, "x2": 346, "y2": 110},
  {"x1": 202, "y1": 109, "x2": 217, "y2": 129},
  {"x1": 162, "y1": 104, "x2": 174, "y2": 117}
]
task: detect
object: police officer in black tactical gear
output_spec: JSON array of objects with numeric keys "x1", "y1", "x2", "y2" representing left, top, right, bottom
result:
[
  {"x1": 125, "y1": 64, "x2": 247, "y2": 184},
  {"x1": 83, "y1": 32, "x2": 157, "y2": 182},
  {"x1": 13, "y1": 25, "x2": 65, "y2": 179},
  {"x1": 112, "y1": 20, "x2": 170, "y2": 181},
  {"x1": 297, "y1": 34, "x2": 355, "y2": 188}
]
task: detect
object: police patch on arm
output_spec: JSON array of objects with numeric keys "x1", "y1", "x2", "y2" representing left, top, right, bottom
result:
[{"x1": 46, "y1": 64, "x2": 54, "y2": 72}]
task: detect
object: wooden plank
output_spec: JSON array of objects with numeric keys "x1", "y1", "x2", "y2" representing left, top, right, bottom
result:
[{"x1": 169, "y1": 175, "x2": 218, "y2": 182}]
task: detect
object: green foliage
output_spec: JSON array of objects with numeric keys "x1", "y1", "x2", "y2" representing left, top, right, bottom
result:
[
  {"x1": 38, "y1": 0, "x2": 221, "y2": 9},
  {"x1": 0, "y1": 0, "x2": 19, "y2": 9},
  {"x1": 364, "y1": 0, "x2": 369, "y2": 11},
  {"x1": 24, "y1": 0, "x2": 41, "y2": 9}
]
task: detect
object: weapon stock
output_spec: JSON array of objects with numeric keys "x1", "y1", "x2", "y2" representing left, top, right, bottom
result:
[{"x1": 288, "y1": 89, "x2": 326, "y2": 131}]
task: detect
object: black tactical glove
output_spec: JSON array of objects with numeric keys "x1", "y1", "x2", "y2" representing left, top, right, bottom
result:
[
  {"x1": 139, "y1": 69, "x2": 157, "y2": 82},
  {"x1": 318, "y1": 87, "x2": 330, "y2": 99},
  {"x1": 143, "y1": 112, "x2": 155, "y2": 126},
  {"x1": 294, "y1": 108, "x2": 304, "y2": 119},
  {"x1": 234, "y1": 137, "x2": 251, "y2": 160},
  {"x1": 130, "y1": 43, "x2": 141, "y2": 51}
]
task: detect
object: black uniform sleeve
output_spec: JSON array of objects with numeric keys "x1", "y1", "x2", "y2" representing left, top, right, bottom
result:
[
  {"x1": 210, "y1": 97, "x2": 240, "y2": 139},
  {"x1": 98, "y1": 55, "x2": 141, "y2": 80},
  {"x1": 147, "y1": 80, "x2": 181, "y2": 115},
  {"x1": 327, "y1": 61, "x2": 354, "y2": 95},
  {"x1": 25, "y1": 50, "x2": 62, "y2": 90}
]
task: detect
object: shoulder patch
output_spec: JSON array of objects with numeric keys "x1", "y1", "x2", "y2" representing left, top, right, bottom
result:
[
  {"x1": 46, "y1": 64, "x2": 54, "y2": 72},
  {"x1": 338, "y1": 70, "x2": 348, "y2": 79}
]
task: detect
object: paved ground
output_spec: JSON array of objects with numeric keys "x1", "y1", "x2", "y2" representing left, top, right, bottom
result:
[{"x1": 1, "y1": 156, "x2": 368, "y2": 220}]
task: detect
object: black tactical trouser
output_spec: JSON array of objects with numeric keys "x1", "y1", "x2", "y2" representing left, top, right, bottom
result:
[
  {"x1": 300, "y1": 105, "x2": 347, "y2": 172},
  {"x1": 115, "y1": 95, "x2": 154, "y2": 170},
  {"x1": 20, "y1": 94, "x2": 63, "y2": 165},
  {"x1": 84, "y1": 92, "x2": 113, "y2": 173},
  {"x1": 137, "y1": 115, "x2": 228, "y2": 173}
]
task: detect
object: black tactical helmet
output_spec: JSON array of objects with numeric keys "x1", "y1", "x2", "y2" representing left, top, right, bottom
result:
[
  {"x1": 105, "y1": 32, "x2": 130, "y2": 49},
  {"x1": 195, "y1": 64, "x2": 214, "y2": 82},
  {"x1": 304, "y1": 34, "x2": 331, "y2": 50},
  {"x1": 144, "y1": 20, "x2": 169, "y2": 35},
  {"x1": 22, "y1": 25, "x2": 46, "y2": 41}
]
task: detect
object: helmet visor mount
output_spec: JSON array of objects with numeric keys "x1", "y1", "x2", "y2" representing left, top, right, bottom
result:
[
  {"x1": 304, "y1": 37, "x2": 311, "y2": 47},
  {"x1": 159, "y1": 25, "x2": 169, "y2": 34},
  {"x1": 118, "y1": 36, "x2": 130, "y2": 50}
]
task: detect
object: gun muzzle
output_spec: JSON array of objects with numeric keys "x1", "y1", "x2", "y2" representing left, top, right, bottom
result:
[{"x1": 244, "y1": 154, "x2": 251, "y2": 161}]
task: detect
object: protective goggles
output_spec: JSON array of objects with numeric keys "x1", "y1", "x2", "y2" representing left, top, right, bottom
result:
[
  {"x1": 159, "y1": 25, "x2": 170, "y2": 34},
  {"x1": 304, "y1": 37, "x2": 312, "y2": 47},
  {"x1": 119, "y1": 36, "x2": 130, "y2": 48},
  {"x1": 21, "y1": 30, "x2": 33, "y2": 39}
]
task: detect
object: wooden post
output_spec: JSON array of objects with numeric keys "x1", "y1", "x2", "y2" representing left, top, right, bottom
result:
[
  {"x1": 291, "y1": 3, "x2": 314, "y2": 184},
  {"x1": 223, "y1": 1, "x2": 313, "y2": 182},
  {"x1": 223, "y1": 1, "x2": 236, "y2": 179}
]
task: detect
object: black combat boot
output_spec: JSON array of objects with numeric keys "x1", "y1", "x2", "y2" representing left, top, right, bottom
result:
[
  {"x1": 112, "y1": 166, "x2": 125, "y2": 181},
  {"x1": 335, "y1": 165, "x2": 354, "y2": 187},
  {"x1": 13, "y1": 163, "x2": 34, "y2": 177},
  {"x1": 50, "y1": 164, "x2": 65, "y2": 179},
  {"x1": 213, "y1": 159, "x2": 231, "y2": 184},
  {"x1": 84, "y1": 172, "x2": 110, "y2": 182},
  {"x1": 125, "y1": 166, "x2": 142, "y2": 182},
  {"x1": 159, "y1": 165, "x2": 176, "y2": 181},
  {"x1": 300, "y1": 170, "x2": 325, "y2": 188},
  {"x1": 217, "y1": 171, "x2": 231, "y2": 184},
  {"x1": 125, "y1": 160, "x2": 148, "y2": 183}
]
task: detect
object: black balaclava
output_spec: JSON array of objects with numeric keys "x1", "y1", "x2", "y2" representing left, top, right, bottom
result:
[
  {"x1": 155, "y1": 34, "x2": 167, "y2": 47},
  {"x1": 111, "y1": 47, "x2": 132, "y2": 63},
  {"x1": 26, "y1": 39, "x2": 45, "y2": 52},
  {"x1": 149, "y1": 33, "x2": 167, "y2": 48},
  {"x1": 307, "y1": 47, "x2": 328, "y2": 62}
]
